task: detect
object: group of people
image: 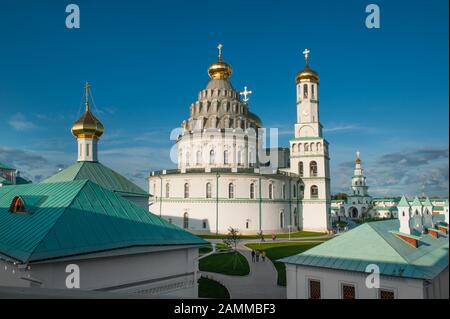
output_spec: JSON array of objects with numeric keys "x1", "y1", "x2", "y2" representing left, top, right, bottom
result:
[{"x1": 251, "y1": 249, "x2": 266, "y2": 262}]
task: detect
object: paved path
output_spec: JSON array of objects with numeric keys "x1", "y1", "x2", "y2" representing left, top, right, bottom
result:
[{"x1": 201, "y1": 242, "x2": 286, "y2": 299}]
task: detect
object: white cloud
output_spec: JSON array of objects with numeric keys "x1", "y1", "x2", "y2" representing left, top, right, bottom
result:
[{"x1": 8, "y1": 113, "x2": 37, "y2": 131}]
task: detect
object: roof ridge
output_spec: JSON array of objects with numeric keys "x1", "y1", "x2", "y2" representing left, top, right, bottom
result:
[
  {"x1": 367, "y1": 222, "x2": 410, "y2": 264},
  {"x1": 27, "y1": 180, "x2": 89, "y2": 263}
]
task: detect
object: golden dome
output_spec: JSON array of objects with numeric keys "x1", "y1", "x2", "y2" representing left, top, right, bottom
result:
[
  {"x1": 71, "y1": 82, "x2": 104, "y2": 139},
  {"x1": 355, "y1": 158, "x2": 361, "y2": 165},
  {"x1": 208, "y1": 60, "x2": 232, "y2": 80},
  {"x1": 296, "y1": 65, "x2": 319, "y2": 83},
  {"x1": 248, "y1": 111, "x2": 263, "y2": 128},
  {"x1": 208, "y1": 43, "x2": 233, "y2": 80}
]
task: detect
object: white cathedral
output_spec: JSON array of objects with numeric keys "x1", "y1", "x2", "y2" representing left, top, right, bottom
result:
[{"x1": 149, "y1": 46, "x2": 331, "y2": 234}]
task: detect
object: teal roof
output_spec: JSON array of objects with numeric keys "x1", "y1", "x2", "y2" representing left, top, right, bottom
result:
[
  {"x1": 280, "y1": 218, "x2": 448, "y2": 280},
  {"x1": 0, "y1": 162, "x2": 15, "y2": 171},
  {"x1": 0, "y1": 176, "x2": 13, "y2": 186},
  {"x1": 42, "y1": 161, "x2": 147, "y2": 197},
  {"x1": 15, "y1": 175, "x2": 31, "y2": 185},
  {"x1": 397, "y1": 195, "x2": 410, "y2": 208},
  {"x1": 0, "y1": 180, "x2": 206, "y2": 263},
  {"x1": 422, "y1": 197, "x2": 433, "y2": 207},
  {"x1": 411, "y1": 196, "x2": 423, "y2": 207}
]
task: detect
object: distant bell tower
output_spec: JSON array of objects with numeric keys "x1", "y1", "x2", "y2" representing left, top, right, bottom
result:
[
  {"x1": 351, "y1": 151, "x2": 369, "y2": 196},
  {"x1": 290, "y1": 49, "x2": 331, "y2": 232},
  {"x1": 71, "y1": 81, "x2": 104, "y2": 162}
]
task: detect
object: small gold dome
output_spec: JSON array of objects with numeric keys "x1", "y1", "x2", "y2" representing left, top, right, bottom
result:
[
  {"x1": 355, "y1": 158, "x2": 361, "y2": 165},
  {"x1": 71, "y1": 109, "x2": 104, "y2": 139},
  {"x1": 208, "y1": 60, "x2": 232, "y2": 80},
  {"x1": 71, "y1": 81, "x2": 104, "y2": 139},
  {"x1": 296, "y1": 65, "x2": 319, "y2": 83}
]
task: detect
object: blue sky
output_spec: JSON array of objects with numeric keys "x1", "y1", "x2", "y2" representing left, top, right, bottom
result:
[{"x1": 0, "y1": 0, "x2": 448, "y2": 197}]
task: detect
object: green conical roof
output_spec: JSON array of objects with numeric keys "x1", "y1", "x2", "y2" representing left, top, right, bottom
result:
[
  {"x1": 397, "y1": 195, "x2": 410, "y2": 207},
  {"x1": 422, "y1": 197, "x2": 433, "y2": 207},
  {"x1": 411, "y1": 196, "x2": 423, "y2": 206}
]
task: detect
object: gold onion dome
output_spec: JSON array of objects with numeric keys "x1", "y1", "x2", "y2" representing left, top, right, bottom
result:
[
  {"x1": 71, "y1": 82, "x2": 104, "y2": 139},
  {"x1": 296, "y1": 65, "x2": 319, "y2": 83},
  {"x1": 296, "y1": 48, "x2": 319, "y2": 83},
  {"x1": 208, "y1": 43, "x2": 232, "y2": 80}
]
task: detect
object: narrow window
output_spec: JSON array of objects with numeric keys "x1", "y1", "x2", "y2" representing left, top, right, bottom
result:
[
  {"x1": 206, "y1": 182, "x2": 212, "y2": 198},
  {"x1": 183, "y1": 213, "x2": 189, "y2": 229},
  {"x1": 311, "y1": 84, "x2": 315, "y2": 99},
  {"x1": 282, "y1": 184, "x2": 286, "y2": 200},
  {"x1": 165, "y1": 183, "x2": 170, "y2": 198},
  {"x1": 202, "y1": 219, "x2": 207, "y2": 229},
  {"x1": 250, "y1": 183, "x2": 255, "y2": 199},
  {"x1": 224, "y1": 150, "x2": 229, "y2": 165},
  {"x1": 209, "y1": 150, "x2": 215, "y2": 164},
  {"x1": 308, "y1": 279, "x2": 321, "y2": 299},
  {"x1": 299, "y1": 161, "x2": 304, "y2": 177},
  {"x1": 311, "y1": 185, "x2": 319, "y2": 199},
  {"x1": 310, "y1": 161, "x2": 318, "y2": 177},
  {"x1": 228, "y1": 183, "x2": 234, "y2": 199},
  {"x1": 269, "y1": 183, "x2": 274, "y2": 200},
  {"x1": 184, "y1": 183, "x2": 189, "y2": 198},
  {"x1": 303, "y1": 84, "x2": 308, "y2": 98},
  {"x1": 280, "y1": 211, "x2": 284, "y2": 228},
  {"x1": 86, "y1": 144, "x2": 90, "y2": 157}
]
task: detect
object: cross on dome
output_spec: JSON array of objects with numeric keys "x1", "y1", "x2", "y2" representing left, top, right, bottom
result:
[
  {"x1": 217, "y1": 43, "x2": 223, "y2": 60},
  {"x1": 303, "y1": 48, "x2": 310, "y2": 65},
  {"x1": 240, "y1": 86, "x2": 253, "y2": 103}
]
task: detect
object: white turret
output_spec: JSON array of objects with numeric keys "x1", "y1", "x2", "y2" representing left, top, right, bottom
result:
[{"x1": 397, "y1": 196, "x2": 412, "y2": 234}]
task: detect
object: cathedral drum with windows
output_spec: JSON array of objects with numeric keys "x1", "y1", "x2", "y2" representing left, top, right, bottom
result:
[{"x1": 149, "y1": 46, "x2": 331, "y2": 234}]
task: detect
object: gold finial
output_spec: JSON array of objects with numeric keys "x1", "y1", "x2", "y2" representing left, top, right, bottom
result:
[
  {"x1": 303, "y1": 48, "x2": 310, "y2": 66},
  {"x1": 217, "y1": 43, "x2": 223, "y2": 61},
  {"x1": 356, "y1": 151, "x2": 361, "y2": 164},
  {"x1": 85, "y1": 81, "x2": 90, "y2": 112}
]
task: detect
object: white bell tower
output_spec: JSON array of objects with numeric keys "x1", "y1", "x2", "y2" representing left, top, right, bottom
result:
[{"x1": 290, "y1": 49, "x2": 330, "y2": 232}]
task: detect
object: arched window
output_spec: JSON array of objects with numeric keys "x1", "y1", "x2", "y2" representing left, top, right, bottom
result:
[
  {"x1": 183, "y1": 212, "x2": 189, "y2": 229},
  {"x1": 269, "y1": 183, "x2": 274, "y2": 200},
  {"x1": 165, "y1": 183, "x2": 170, "y2": 198},
  {"x1": 300, "y1": 185, "x2": 305, "y2": 198},
  {"x1": 224, "y1": 150, "x2": 229, "y2": 165},
  {"x1": 293, "y1": 208, "x2": 298, "y2": 226},
  {"x1": 206, "y1": 182, "x2": 212, "y2": 198},
  {"x1": 293, "y1": 184, "x2": 297, "y2": 198},
  {"x1": 311, "y1": 185, "x2": 319, "y2": 199},
  {"x1": 298, "y1": 161, "x2": 304, "y2": 177},
  {"x1": 228, "y1": 183, "x2": 234, "y2": 199},
  {"x1": 310, "y1": 161, "x2": 318, "y2": 177},
  {"x1": 184, "y1": 183, "x2": 189, "y2": 198},
  {"x1": 185, "y1": 152, "x2": 190, "y2": 166},
  {"x1": 304, "y1": 144, "x2": 309, "y2": 152},
  {"x1": 311, "y1": 84, "x2": 315, "y2": 99},
  {"x1": 196, "y1": 150, "x2": 202, "y2": 165},
  {"x1": 317, "y1": 142, "x2": 321, "y2": 152},
  {"x1": 237, "y1": 150, "x2": 242, "y2": 166},
  {"x1": 303, "y1": 84, "x2": 308, "y2": 98},
  {"x1": 280, "y1": 211, "x2": 284, "y2": 228},
  {"x1": 209, "y1": 150, "x2": 215, "y2": 164},
  {"x1": 9, "y1": 197, "x2": 26, "y2": 214},
  {"x1": 250, "y1": 183, "x2": 255, "y2": 199}
]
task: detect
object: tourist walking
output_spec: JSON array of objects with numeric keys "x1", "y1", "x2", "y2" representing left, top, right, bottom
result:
[
  {"x1": 251, "y1": 250, "x2": 255, "y2": 262},
  {"x1": 255, "y1": 250, "x2": 260, "y2": 262},
  {"x1": 261, "y1": 250, "x2": 266, "y2": 262}
]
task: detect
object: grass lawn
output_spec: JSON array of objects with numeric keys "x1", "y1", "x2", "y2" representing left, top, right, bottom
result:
[
  {"x1": 198, "y1": 277, "x2": 230, "y2": 299},
  {"x1": 199, "y1": 243, "x2": 229, "y2": 254},
  {"x1": 245, "y1": 242, "x2": 323, "y2": 286},
  {"x1": 199, "y1": 251, "x2": 250, "y2": 276},
  {"x1": 199, "y1": 230, "x2": 327, "y2": 240}
]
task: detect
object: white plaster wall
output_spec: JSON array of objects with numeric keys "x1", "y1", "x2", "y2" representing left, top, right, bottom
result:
[{"x1": 286, "y1": 264, "x2": 431, "y2": 299}]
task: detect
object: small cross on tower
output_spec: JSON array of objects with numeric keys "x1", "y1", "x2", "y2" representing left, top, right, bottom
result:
[
  {"x1": 303, "y1": 48, "x2": 310, "y2": 65},
  {"x1": 85, "y1": 81, "x2": 91, "y2": 111},
  {"x1": 217, "y1": 43, "x2": 223, "y2": 60},
  {"x1": 240, "y1": 86, "x2": 253, "y2": 103}
]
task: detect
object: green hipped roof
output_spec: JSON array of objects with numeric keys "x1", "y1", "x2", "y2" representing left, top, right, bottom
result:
[
  {"x1": 0, "y1": 180, "x2": 206, "y2": 263},
  {"x1": 0, "y1": 162, "x2": 15, "y2": 171},
  {"x1": 42, "y1": 161, "x2": 147, "y2": 197},
  {"x1": 280, "y1": 218, "x2": 448, "y2": 280},
  {"x1": 411, "y1": 196, "x2": 423, "y2": 207},
  {"x1": 422, "y1": 197, "x2": 433, "y2": 207},
  {"x1": 397, "y1": 195, "x2": 410, "y2": 208}
]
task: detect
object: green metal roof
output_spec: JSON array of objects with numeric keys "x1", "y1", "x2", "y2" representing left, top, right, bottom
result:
[
  {"x1": 0, "y1": 180, "x2": 206, "y2": 263},
  {"x1": 0, "y1": 162, "x2": 15, "y2": 171},
  {"x1": 0, "y1": 176, "x2": 13, "y2": 185},
  {"x1": 280, "y1": 218, "x2": 448, "y2": 280},
  {"x1": 411, "y1": 196, "x2": 423, "y2": 207},
  {"x1": 15, "y1": 175, "x2": 31, "y2": 185},
  {"x1": 397, "y1": 195, "x2": 410, "y2": 207},
  {"x1": 42, "y1": 161, "x2": 148, "y2": 197},
  {"x1": 422, "y1": 197, "x2": 433, "y2": 207}
]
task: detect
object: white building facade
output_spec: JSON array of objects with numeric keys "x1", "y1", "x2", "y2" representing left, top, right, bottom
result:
[{"x1": 149, "y1": 46, "x2": 331, "y2": 234}]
